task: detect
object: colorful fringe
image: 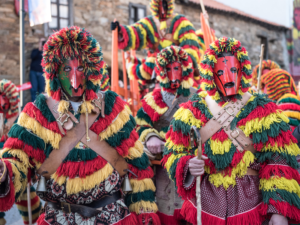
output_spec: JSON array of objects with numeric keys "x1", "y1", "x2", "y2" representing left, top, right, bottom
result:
[
  {"x1": 0, "y1": 79, "x2": 19, "y2": 119},
  {"x1": 163, "y1": 87, "x2": 300, "y2": 222},
  {"x1": 15, "y1": 186, "x2": 42, "y2": 224},
  {"x1": 42, "y1": 26, "x2": 106, "y2": 101},
  {"x1": 1, "y1": 90, "x2": 158, "y2": 220},
  {"x1": 155, "y1": 45, "x2": 194, "y2": 96},
  {"x1": 251, "y1": 59, "x2": 280, "y2": 88},
  {"x1": 150, "y1": 0, "x2": 174, "y2": 21},
  {"x1": 118, "y1": 14, "x2": 201, "y2": 72},
  {"x1": 261, "y1": 68, "x2": 298, "y2": 101},
  {"x1": 277, "y1": 93, "x2": 300, "y2": 130},
  {"x1": 199, "y1": 37, "x2": 252, "y2": 105}
]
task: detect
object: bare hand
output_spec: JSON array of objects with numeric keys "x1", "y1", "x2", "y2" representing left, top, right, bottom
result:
[
  {"x1": 269, "y1": 214, "x2": 288, "y2": 225},
  {"x1": 146, "y1": 136, "x2": 165, "y2": 154},
  {"x1": 0, "y1": 161, "x2": 7, "y2": 183},
  {"x1": 189, "y1": 156, "x2": 208, "y2": 177},
  {"x1": 39, "y1": 38, "x2": 46, "y2": 51}
]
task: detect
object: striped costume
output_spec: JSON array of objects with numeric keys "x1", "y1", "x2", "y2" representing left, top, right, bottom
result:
[
  {"x1": 136, "y1": 46, "x2": 194, "y2": 224},
  {"x1": 162, "y1": 38, "x2": 300, "y2": 224},
  {"x1": 119, "y1": 0, "x2": 201, "y2": 86},
  {"x1": 0, "y1": 27, "x2": 159, "y2": 225}
]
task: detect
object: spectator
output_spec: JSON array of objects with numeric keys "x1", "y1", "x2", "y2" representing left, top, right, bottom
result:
[{"x1": 30, "y1": 37, "x2": 46, "y2": 101}]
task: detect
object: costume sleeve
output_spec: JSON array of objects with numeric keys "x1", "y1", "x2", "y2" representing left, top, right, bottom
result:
[
  {"x1": 119, "y1": 16, "x2": 159, "y2": 51},
  {"x1": 90, "y1": 91, "x2": 160, "y2": 224},
  {"x1": 0, "y1": 80, "x2": 19, "y2": 119},
  {"x1": 0, "y1": 94, "x2": 62, "y2": 211},
  {"x1": 237, "y1": 95, "x2": 300, "y2": 222},
  {"x1": 171, "y1": 15, "x2": 201, "y2": 69},
  {"x1": 100, "y1": 64, "x2": 110, "y2": 91},
  {"x1": 127, "y1": 55, "x2": 156, "y2": 85},
  {"x1": 162, "y1": 93, "x2": 209, "y2": 200}
]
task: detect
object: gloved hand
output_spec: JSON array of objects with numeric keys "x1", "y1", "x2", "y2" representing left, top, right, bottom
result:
[
  {"x1": 146, "y1": 136, "x2": 165, "y2": 154},
  {"x1": 269, "y1": 214, "x2": 288, "y2": 225},
  {"x1": 188, "y1": 155, "x2": 209, "y2": 177},
  {"x1": 111, "y1": 21, "x2": 120, "y2": 32}
]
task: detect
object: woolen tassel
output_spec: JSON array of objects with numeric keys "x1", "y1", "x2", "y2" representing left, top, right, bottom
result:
[
  {"x1": 79, "y1": 101, "x2": 94, "y2": 114},
  {"x1": 0, "y1": 161, "x2": 15, "y2": 211},
  {"x1": 157, "y1": 211, "x2": 179, "y2": 225},
  {"x1": 37, "y1": 213, "x2": 48, "y2": 225},
  {"x1": 226, "y1": 204, "x2": 263, "y2": 225},
  {"x1": 114, "y1": 213, "x2": 138, "y2": 225},
  {"x1": 201, "y1": 210, "x2": 226, "y2": 225},
  {"x1": 137, "y1": 212, "x2": 161, "y2": 225},
  {"x1": 57, "y1": 100, "x2": 69, "y2": 115},
  {"x1": 180, "y1": 200, "x2": 197, "y2": 225}
]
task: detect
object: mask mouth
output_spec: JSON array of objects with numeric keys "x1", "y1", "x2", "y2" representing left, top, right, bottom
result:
[
  {"x1": 69, "y1": 84, "x2": 83, "y2": 93},
  {"x1": 170, "y1": 80, "x2": 180, "y2": 89},
  {"x1": 224, "y1": 82, "x2": 235, "y2": 89}
]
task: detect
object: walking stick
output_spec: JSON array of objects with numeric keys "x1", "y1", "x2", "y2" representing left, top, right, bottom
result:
[
  {"x1": 257, "y1": 44, "x2": 265, "y2": 94},
  {"x1": 190, "y1": 126, "x2": 202, "y2": 225}
]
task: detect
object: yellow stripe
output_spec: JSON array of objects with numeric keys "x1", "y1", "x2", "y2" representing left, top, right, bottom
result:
[
  {"x1": 284, "y1": 111, "x2": 300, "y2": 121},
  {"x1": 5, "y1": 159, "x2": 25, "y2": 195},
  {"x1": 181, "y1": 77, "x2": 194, "y2": 89},
  {"x1": 19, "y1": 191, "x2": 37, "y2": 201},
  {"x1": 139, "y1": 18, "x2": 158, "y2": 43},
  {"x1": 160, "y1": 39, "x2": 173, "y2": 48},
  {"x1": 16, "y1": 199, "x2": 40, "y2": 212},
  {"x1": 174, "y1": 107, "x2": 204, "y2": 128},
  {"x1": 1, "y1": 148, "x2": 32, "y2": 171},
  {"x1": 262, "y1": 142, "x2": 300, "y2": 156},
  {"x1": 260, "y1": 177, "x2": 300, "y2": 197},
  {"x1": 144, "y1": 92, "x2": 169, "y2": 115},
  {"x1": 185, "y1": 48, "x2": 200, "y2": 64},
  {"x1": 165, "y1": 153, "x2": 188, "y2": 174},
  {"x1": 156, "y1": 75, "x2": 169, "y2": 84},
  {"x1": 165, "y1": 138, "x2": 191, "y2": 153},
  {"x1": 129, "y1": 201, "x2": 158, "y2": 214},
  {"x1": 134, "y1": 24, "x2": 147, "y2": 49},
  {"x1": 128, "y1": 26, "x2": 136, "y2": 50},
  {"x1": 18, "y1": 112, "x2": 61, "y2": 149},
  {"x1": 240, "y1": 111, "x2": 289, "y2": 136},
  {"x1": 130, "y1": 178, "x2": 156, "y2": 193},
  {"x1": 278, "y1": 93, "x2": 300, "y2": 102},
  {"x1": 139, "y1": 128, "x2": 161, "y2": 142},
  {"x1": 135, "y1": 117, "x2": 152, "y2": 127},
  {"x1": 126, "y1": 140, "x2": 144, "y2": 159},
  {"x1": 210, "y1": 139, "x2": 232, "y2": 155},
  {"x1": 100, "y1": 106, "x2": 131, "y2": 140},
  {"x1": 208, "y1": 151, "x2": 255, "y2": 190}
]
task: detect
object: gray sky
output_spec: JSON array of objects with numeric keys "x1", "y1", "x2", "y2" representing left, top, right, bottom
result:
[{"x1": 215, "y1": 0, "x2": 293, "y2": 27}]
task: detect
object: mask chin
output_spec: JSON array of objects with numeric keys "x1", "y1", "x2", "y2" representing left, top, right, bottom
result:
[{"x1": 170, "y1": 80, "x2": 180, "y2": 89}]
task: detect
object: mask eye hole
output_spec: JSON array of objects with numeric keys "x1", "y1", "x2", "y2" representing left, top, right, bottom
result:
[
  {"x1": 174, "y1": 67, "x2": 179, "y2": 70},
  {"x1": 167, "y1": 68, "x2": 171, "y2": 72},
  {"x1": 217, "y1": 70, "x2": 223, "y2": 76},
  {"x1": 231, "y1": 67, "x2": 237, "y2": 73},
  {"x1": 77, "y1": 66, "x2": 84, "y2": 72},
  {"x1": 64, "y1": 66, "x2": 71, "y2": 72}
]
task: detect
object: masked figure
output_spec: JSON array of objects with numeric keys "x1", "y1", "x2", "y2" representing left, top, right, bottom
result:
[
  {"x1": 162, "y1": 37, "x2": 300, "y2": 225},
  {"x1": 261, "y1": 68, "x2": 300, "y2": 131},
  {"x1": 135, "y1": 46, "x2": 195, "y2": 224},
  {"x1": 251, "y1": 59, "x2": 280, "y2": 91},
  {"x1": 112, "y1": 0, "x2": 201, "y2": 86},
  {"x1": 0, "y1": 79, "x2": 42, "y2": 225},
  {"x1": 0, "y1": 27, "x2": 159, "y2": 225}
]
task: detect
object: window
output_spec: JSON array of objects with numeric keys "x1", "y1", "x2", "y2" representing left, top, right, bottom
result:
[
  {"x1": 129, "y1": 3, "x2": 146, "y2": 24},
  {"x1": 45, "y1": 0, "x2": 73, "y2": 35},
  {"x1": 260, "y1": 36, "x2": 269, "y2": 60}
]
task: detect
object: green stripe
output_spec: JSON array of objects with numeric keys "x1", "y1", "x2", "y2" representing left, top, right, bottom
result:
[
  {"x1": 18, "y1": 202, "x2": 42, "y2": 217},
  {"x1": 289, "y1": 117, "x2": 300, "y2": 127},
  {"x1": 169, "y1": 14, "x2": 185, "y2": 33},
  {"x1": 123, "y1": 25, "x2": 133, "y2": 51},
  {"x1": 138, "y1": 126, "x2": 151, "y2": 136},
  {"x1": 106, "y1": 116, "x2": 136, "y2": 147},
  {"x1": 178, "y1": 25, "x2": 195, "y2": 37},
  {"x1": 63, "y1": 148, "x2": 98, "y2": 162},
  {"x1": 147, "y1": 16, "x2": 158, "y2": 37},
  {"x1": 49, "y1": 77, "x2": 61, "y2": 92},
  {"x1": 135, "y1": 25, "x2": 144, "y2": 51},
  {"x1": 138, "y1": 20, "x2": 155, "y2": 45},
  {"x1": 278, "y1": 97, "x2": 300, "y2": 106},
  {"x1": 104, "y1": 91, "x2": 118, "y2": 115},
  {"x1": 177, "y1": 86, "x2": 190, "y2": 97},
  {"x1": 262, "y1": 189, "x2": 300, "y2": 209},
  {"x1": 8, "y1": 124, "x2": 45, "y2": 150},
  {"x1": 256, "y1": 152, "x2": 299, "y2": 169},
  {"x1": 126, "y1": 152, "x2": 150, "y2": 169},
  {"x1": 35, "y1": 94, "x2": 56, "y2": 122},
  {"x1": 125, "y1": 190, "x2": 155, "y2": 205},
  {"x1": 137, "y1": 107, "x2": 153, "y2": 126},
  {"x1": 171, "y1": 119, "x2": 191, "y2": 136},
  {"x1": 86, "y1": 79, "x2": 100, "y2": 93}
]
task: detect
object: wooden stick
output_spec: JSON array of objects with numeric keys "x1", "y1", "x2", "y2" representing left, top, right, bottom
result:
[
  {"x1": 257, "y1": 44, "x2": 265, "y2": 94},
  {"x1": 199, "y1": 0, "x2": 210, "y2": 28},
  {"x1": 196, "y1": 137, "x2": 202, "y2": 225},
  {"x1": 27, "y1": 182, "x2": 32, "y2": 225}
]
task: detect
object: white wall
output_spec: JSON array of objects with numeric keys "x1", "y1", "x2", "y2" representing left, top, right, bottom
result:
[{"x1": 215, "y1": 0, "x2": 293, "y2": 28}]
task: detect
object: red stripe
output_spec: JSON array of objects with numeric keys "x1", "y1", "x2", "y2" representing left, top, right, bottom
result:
[
  {"x1": 15, "y1": 195, "x2": 39, "y2": 207},
  {"x1": 23, "y1": 103, "x2": 63, "y2": 135},
  {"x1": 166, "y1": 126, "x2": 190, "y2": 147},
  {"x1": 152, "y1": 89, "x2": 168, "y2": 108},
  {"x1": 4, "y1": 138, "x2": 46, "y2": 163},
  {"x1": 278, "y1": 103, "x2": 300, "y2": 112},
  {"x1": 141, "y1": 98, "x2": 162, "y2": 122},
  {"x1": 56, "y1": 156, "x2": 108, "y2": 178},
  {"x1": 115, "y1": 130, "x2": 139, "y2": 157},
  {"x1": 118, "y1": 26, "x2": 130, "y2": 50},
  {"x1": 90, "y1": 96, "x2": 125, "y2": 135},
  {"x1": 180, "y1": 100, "x2": 209, "y2": 124},
  {"x1": 128, "y1": 164, "x2": 154, "y2": 180},
  {"x1": 171, "y1": 17, "x2": 188, "y2": 34},
  {"x1": 259, "y1": 164, "x2": 300, "y2": 183}
]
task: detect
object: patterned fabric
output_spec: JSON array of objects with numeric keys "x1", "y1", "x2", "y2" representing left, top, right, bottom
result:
[
  {"x1": 277, "y1": 93, "x2": 300, "y2": 131},
  {"x1": 0, "y1": 79, "x2": 19, "y2": 119},
  {"x1": 261, "y1": 68, "x2": 298, "y2": 101},
  {"x1": 0, "y1": 89, "x2": 159, "y2": 224},
  {"x1": 251, "y1": 60, "x2": 280, "y2": 88}
]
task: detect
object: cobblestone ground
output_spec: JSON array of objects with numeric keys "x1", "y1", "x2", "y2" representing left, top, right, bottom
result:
[{"x1": 5, "y1": 204, "x2": 24, "y2": 225}]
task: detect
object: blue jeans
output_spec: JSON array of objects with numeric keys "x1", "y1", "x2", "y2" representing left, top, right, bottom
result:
[{"x1": 30, "y1": 70, "x2": 45, "y2": 102}]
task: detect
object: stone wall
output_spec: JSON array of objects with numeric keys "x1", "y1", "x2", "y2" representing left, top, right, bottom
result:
[
  {"x1": 0, "y1": 0, "x2": 44, "y2": 103},
  {"x1": 0, "y1": 0, "x2": 289, "y2": 105}
]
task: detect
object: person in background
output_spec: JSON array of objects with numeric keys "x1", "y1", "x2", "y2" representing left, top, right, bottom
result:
[{"x1": 30, "y1": 37, "x2": 46, "y2": 102}]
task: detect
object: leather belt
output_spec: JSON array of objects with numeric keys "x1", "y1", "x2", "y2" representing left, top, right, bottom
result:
[{"x1": 47, "y1": 191, "x2": 122, "y2": 217}]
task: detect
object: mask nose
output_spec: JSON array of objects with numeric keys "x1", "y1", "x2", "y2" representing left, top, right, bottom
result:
[
  {"x1": 71, "y1": 69, "x2": 81, "y2": 89},
  {"x1": 170, "y1": 80, "x2": 180, "y2": 89},
  {"x1": 223, "y1": 67, "x2": 232, "y2": 83}
]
